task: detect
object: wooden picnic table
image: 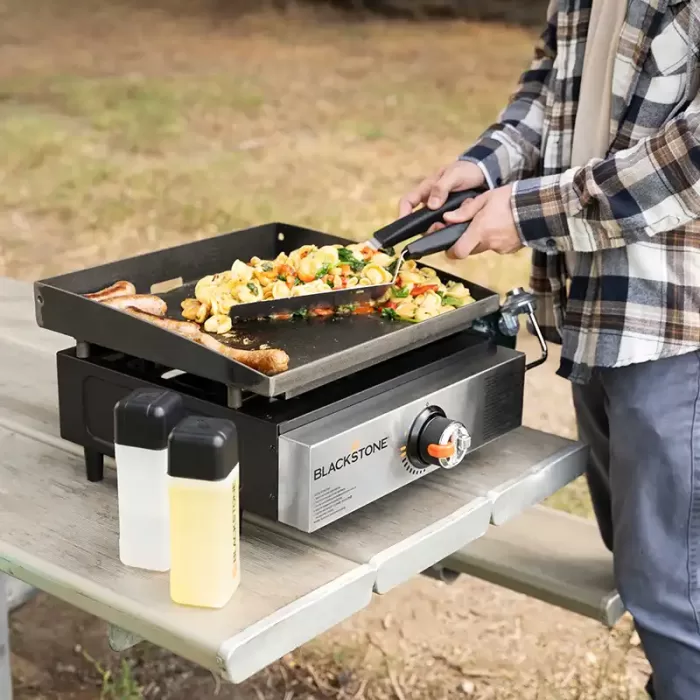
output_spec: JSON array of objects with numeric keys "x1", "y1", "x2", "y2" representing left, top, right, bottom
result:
[{"x1": 0, "y1": 275, "x2": 615, "y2": 695}]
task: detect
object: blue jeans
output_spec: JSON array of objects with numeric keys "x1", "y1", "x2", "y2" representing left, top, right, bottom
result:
[{"x1": 572, "y1": 351, "x2": 700, "y2": 699}]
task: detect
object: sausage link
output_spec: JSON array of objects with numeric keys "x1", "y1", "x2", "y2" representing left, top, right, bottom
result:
[
  {"x1": 101, "y1": 294, "x2": 167, "y2": 316},
  {"x1": 84, "y1": 281, "x2": 136, "y2": 301}
]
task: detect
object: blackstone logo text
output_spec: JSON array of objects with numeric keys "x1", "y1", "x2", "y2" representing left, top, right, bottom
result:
[{"x1": 313, "y1": 437, "x2": 389, "y2": 480}]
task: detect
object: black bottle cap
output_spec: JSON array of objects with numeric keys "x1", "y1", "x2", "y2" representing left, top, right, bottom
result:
[
  {"x1": 168, "y1": 416, "x2": 238, "y2": 482},
  {"x1": 114, "y1": 388, "x2": 185, "y2": 451}
]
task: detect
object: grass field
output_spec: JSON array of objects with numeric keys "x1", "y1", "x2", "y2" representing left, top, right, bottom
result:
[
  {"x1": 0, "y1": 1, "x2": 646, "y2": 697},
  {"x1": 0, "y1": 0, "x2": 541, "y2": 288}
]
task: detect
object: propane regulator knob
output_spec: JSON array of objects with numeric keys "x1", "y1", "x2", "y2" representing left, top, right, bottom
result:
[{"x1": 406, "y1": 406, "x2": 472, "y2": 470}]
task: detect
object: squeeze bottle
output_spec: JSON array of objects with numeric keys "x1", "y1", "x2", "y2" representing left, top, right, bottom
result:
[
  {"x1": 114, "y1": 388, "x2": 184, "y2": 571},
  {"x1": 168, "y1": 416, "x2": 240, "y2": 608}
]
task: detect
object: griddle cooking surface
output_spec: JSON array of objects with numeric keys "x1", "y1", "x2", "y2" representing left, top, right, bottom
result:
[{"x1": 160, "y1": 282, "x2": 425, "y2": 368}]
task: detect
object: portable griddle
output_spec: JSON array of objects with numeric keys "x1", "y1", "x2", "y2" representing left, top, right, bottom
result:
[{"x1": 35, "y1": 222, "x2": 547, "y2": 533}]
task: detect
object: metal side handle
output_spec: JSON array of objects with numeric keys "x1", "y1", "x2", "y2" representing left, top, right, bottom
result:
[{"x1": 499, "y1": 287, "x2": 548, "y2": 371}]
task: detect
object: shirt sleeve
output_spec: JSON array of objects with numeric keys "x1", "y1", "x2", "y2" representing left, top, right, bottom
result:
[
  {"x1": 512, "y1": 93, "x2": 700, "y2": 253},
  {"x1": 459, "y1": 0, "x2": 558, "y2": 188}
]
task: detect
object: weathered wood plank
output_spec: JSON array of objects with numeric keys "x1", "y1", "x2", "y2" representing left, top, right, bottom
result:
[
  {"x1": 442, "y1": 506, "x2": 623, "y2": 627},
  {"x1": 0, "y1": 427, "x2": 374, "y2": 681},
  {"x1": 424, "y1": 428, "x2": 587, "y2": 525},
  {"x1": 248, "y1": 485, "x2": 492, "y2": 595},
  {"x1": 0, "y1": 278, "x2": 69, "y2": 356},
  {"x1": 0, "y1": 341, "x2": 63, "y2": 444}
]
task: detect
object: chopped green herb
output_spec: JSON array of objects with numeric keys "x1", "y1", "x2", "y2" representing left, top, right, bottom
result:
[
  {"x1": 278, "y1": 274, "x2": 286, "y2": 281},
  {"x1": 294, "y1": 277, "x2": 303, "y2": 286},
  {"x1": 246, "y1": 282, "x2": 259, "y2": 296},
  {"x1": 262, "y1": 262, "x2": 274, "y2": 272},
  {"x1": 338, "y1": 247, "x2": 365, "y2": 272},
  {"x1": 381, "y1": 307, "x2": 399, "y2": 320},
  {"x1": 293, "y1": 307, "x2": 309, "y2": 318},
  {"x1": 315, "y1": 263, "x2": 332, "y2": 279},
  {"x1": 391, "y1": 286, "x2": 410, "y2": 298}
]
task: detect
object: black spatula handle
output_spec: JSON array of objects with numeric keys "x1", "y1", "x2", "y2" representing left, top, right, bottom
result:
[
  {"x1": 403, "y1": 222, "x2": 469, "y2": 260},
  {"x1": 372, "y1": 188, "x2": 484, "y2": 250}
]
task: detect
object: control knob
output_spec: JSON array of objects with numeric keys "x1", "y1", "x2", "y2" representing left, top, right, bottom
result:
[{"x1": 405, "y1": 406, "x2": 471, "y2": 470}]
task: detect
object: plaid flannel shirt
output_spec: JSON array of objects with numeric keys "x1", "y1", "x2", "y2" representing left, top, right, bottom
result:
[{"x1": 462, "y1": 0, "x2": 700, "y2": 384}]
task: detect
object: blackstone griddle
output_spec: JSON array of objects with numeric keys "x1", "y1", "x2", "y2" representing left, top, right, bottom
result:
[{"x1": 35, "y1": 222, "x2": 548, "y2": 533}]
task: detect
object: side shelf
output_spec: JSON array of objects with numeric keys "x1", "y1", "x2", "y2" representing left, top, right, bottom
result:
[{"x1": 438, "y1": 505, "x2": 624, "y2": 628}]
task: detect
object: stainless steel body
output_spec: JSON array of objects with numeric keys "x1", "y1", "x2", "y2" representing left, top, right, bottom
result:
[{"x1": 278, "y1": 345, "x2": 525, "y2": 532}]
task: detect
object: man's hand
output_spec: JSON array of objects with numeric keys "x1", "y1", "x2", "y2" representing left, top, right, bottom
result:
[
  {"x1": 398, "y1": 161, "x2": 486, "y2": 217},
  {"x1": 441, "y1": 185, "x2": 523, "y2": 258}
]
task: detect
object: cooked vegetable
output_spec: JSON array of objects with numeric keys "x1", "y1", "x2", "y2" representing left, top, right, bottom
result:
[
  {"x1": 395, "y1": 301, "x2": 417, "y2": 320},
  {"x1": 392, "y1": 286, "x2": 411, "y2": 298},
  {"x1": 411, "y1": 284, "x2": 439, "y2": 297},
  {"x1": 442, "y1": 295, "x2": 467, "y2": 308},
  {"x1": 315, "y1": 262, "x2": 332, "y2": 279},
  {"x1": 338, "y1": 247, "x2": 366, "y2": 272},
  {"x1": 204, "y1": 314, "x2": 233, "y2": 334},
  {"x1": 415, "y1": 307, "x2": 439, "y2": 322}
]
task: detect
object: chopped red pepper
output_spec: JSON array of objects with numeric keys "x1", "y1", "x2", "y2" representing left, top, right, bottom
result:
[
  {"x1": 411, "y1": 284, "x2": 438, "y2": 296},
  {"x1": 353, "y1": 304, "x2": 374, "y2": 315},
  {"x1": 311, "y1": 307, "x2": 334, "y2": 317}
]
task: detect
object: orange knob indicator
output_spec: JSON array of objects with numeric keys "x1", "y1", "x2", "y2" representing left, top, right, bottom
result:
[{"x1": 426, "y1": 442, "x2": 455, "y2": 459}]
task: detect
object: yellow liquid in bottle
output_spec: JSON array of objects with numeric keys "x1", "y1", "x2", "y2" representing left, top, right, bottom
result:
[{"x1": 168, "y1": 466, "x2": 240, "y2": 609}]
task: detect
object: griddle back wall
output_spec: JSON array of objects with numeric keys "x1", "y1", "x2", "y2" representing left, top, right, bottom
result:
[{"x1": 57, "y1": 349, "x2": 281, "y2": 520}]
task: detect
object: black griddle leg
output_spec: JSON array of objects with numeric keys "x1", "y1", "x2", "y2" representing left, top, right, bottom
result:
[{"x1": 84, "y1": 448, "x2": 104, "y2": 482}]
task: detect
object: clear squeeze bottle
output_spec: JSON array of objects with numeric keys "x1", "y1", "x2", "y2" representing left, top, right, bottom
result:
[
  {"x1": 167, "y1": 416, "x2": 240, "y2": 608},
  {"x1": 114, "y1": 388, "x2": 185, "y2": 571}
]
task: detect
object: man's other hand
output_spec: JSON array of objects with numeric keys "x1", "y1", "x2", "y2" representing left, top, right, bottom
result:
[
  {"x1": 398, "y1": 161, "x2": 486, "y2": 217},
  {"x1": 442, "y1": 185, "x2": 523, "y2": 258}
]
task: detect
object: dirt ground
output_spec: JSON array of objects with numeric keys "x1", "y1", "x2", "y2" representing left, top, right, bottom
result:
[{"x1": 1, "y1": 0, "x2": 648, "y2": 697}]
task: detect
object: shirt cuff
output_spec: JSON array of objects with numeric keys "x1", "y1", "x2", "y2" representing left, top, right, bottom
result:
[
  {"x1": 511, "y1": 173, "x2": 575, "y2": 253},
  {"x1": 459, "y1": 139, "x2": 507, "y2": 189}
]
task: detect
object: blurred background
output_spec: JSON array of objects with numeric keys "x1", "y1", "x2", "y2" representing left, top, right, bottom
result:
[{"x1": 1, "y1": 0, "x2": 649, "y2": 697}]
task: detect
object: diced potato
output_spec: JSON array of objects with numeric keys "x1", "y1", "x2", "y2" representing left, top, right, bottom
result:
[
  {"x1": 395, "y1": 301, "x2": 416, "y2": 320},
  {"x1": 271, "y1": 280, "x2": 291, "y2": 299},
  {"x1": 204, "y1": 314, "x2": 233, "y2": 334},
  {"x1": 415, "y1": 307, "x2": 439, "y2": 322}
]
